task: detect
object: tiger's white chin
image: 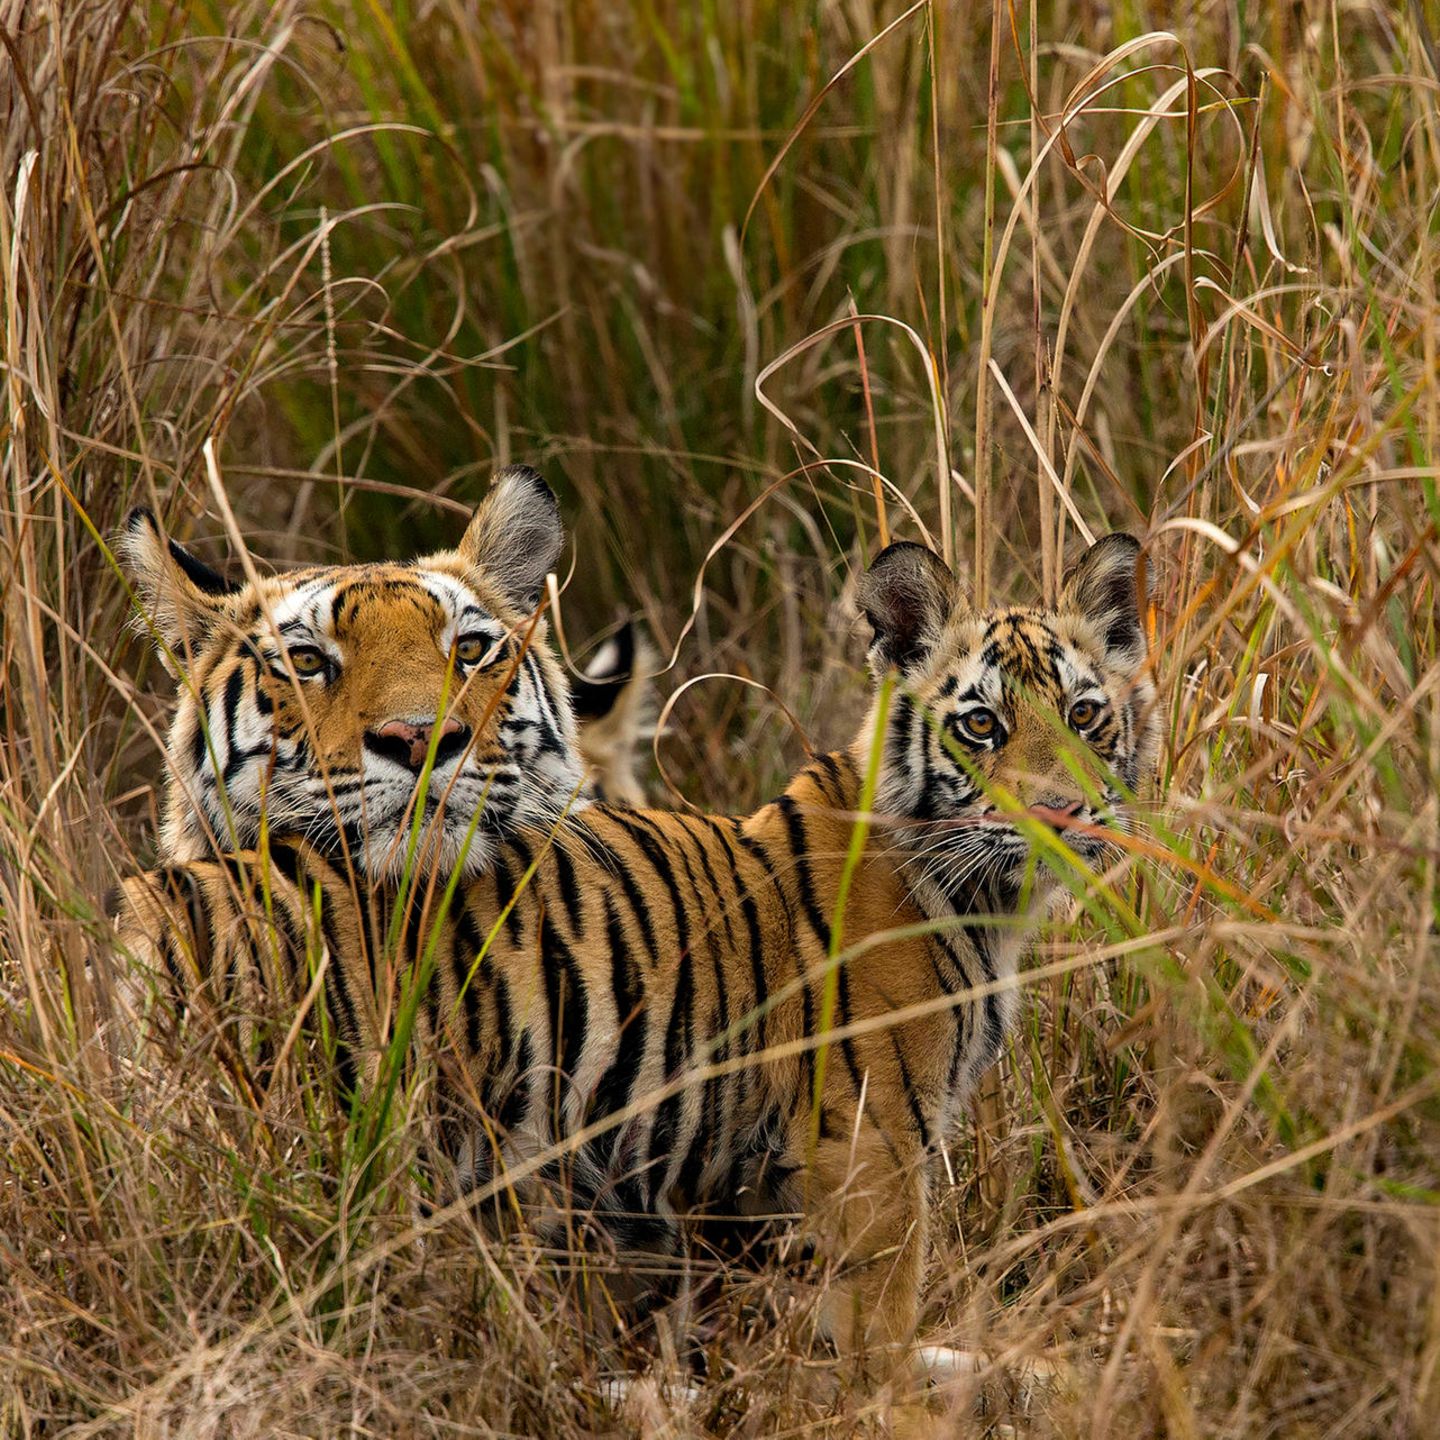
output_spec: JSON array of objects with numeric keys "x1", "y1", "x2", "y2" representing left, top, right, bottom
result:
[
  {"x1": 189, "y1": 791, "x2": 509, "y2": 883},
  {"x1": 354, "y1": 821, "x2": 502, "y2": 884}
]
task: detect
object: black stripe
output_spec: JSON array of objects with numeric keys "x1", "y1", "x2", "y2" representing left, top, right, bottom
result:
[
  {"x1": 776, "y1": 796, "x2": 870, "y2": 1102},
  {"x1": 496, "y1": 1030, "x2": 530, "y2": 1137},
  {"x1": 678, "y1": 815, "x2": 738, "y2": 951},
  {"x1": 218, "y1": 667, "x2": 245, "y2": 778},
  {"x1": 550, "y1": 837, "x2": 585, "y2": 940},
  {"x1": 775, "y1": 795, "x2": 830, "y2": 948},
  {"x1": 648, "y1": 949, "x2": 693, "y2": 1201},
  {"x1": 915, "y1": 713, "x2": 942, "y2": 821},
  {"x1": 932, "y1": 928, "x2": 979, "y2": 1092},
  {"x1": 832, "y1": 959, "x2": 868, "y2": 1101},
  {"x1": 185, "y1": 710, "x2": 207, "y2": 773},
  {"x1": 667, "y1": 825, "x2": 732, "y2": 1183},
  {"x1": 493, "y1": 849, "x2": 526, "y2": 947},
  {"x1": 964, "y1": 923, "x2": 1005, "y2": 1073},
  {"x1": 158, "y1": 866, "x2": 216, "y2": 996},
  {"x1": 454, "y1": 904, "x2": 486, "y2": 1056},
  {"x1": 591, "y1": 891, "x2": 648, "y2": 1151},
  {"x1": 889, "y1": 694, "x2": 914, "y2": 785},
  {"x1": 492, "y1": 968, "x2": 515, "y2": 1073},
  {"x1": 812, "y1": 752, "x2": 846, "y2": 806},
  {"x1": 523, "y1": 652, "x2": 566, "y2": 756},
  {"x1": 399, "y1": 884, "x2": 442, "y2": 1044},
  {"x1": 734, "y1": 824, "x2": 810, "y2": 1093},
  {"x1": 590, "y1": 818, "x2": 659, "y2": 964},
  {"x1": 715, "y1": 823, "x2": 770, "y2": 1058},
  {"x1": 889, "y1": 1033, "x2": 933, "y2": 1149},
  {"x1": 676, "y1": 1068, "x2": 718, "y2": 1201},
  {"x1": 541, "y1": 912, "x2": 588, "y2": 1096},
  {"x1": 268, "y1": 844, "x2": 361, "y2": 1097},
  {"x1": 606, "y1": 813, "x2": 693, "y2": 963}
]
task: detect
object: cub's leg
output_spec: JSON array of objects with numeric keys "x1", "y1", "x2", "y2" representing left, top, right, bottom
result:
[{"x1": 801, "y1": 1125, "x2": 929, "y2": 1378}]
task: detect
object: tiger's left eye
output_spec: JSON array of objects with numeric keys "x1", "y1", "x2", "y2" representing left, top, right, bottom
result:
[
  {"x1": 454, "y1": 633, "x2": 493, "y2": 667},
  {"x1": 1069, "y1": 698, "x2": 1101, "y2": 730}
]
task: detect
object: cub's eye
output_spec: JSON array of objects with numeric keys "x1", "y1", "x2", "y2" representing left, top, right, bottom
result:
[
  {"x1": 287, "y1": 646, "x2": 329, "y2": 678},
  {"x1": 1069, "y1": 698, "x2": 1101, "y2": 730},
  {"x1": 959, "y1": 707, "x2": 1000, "y2": 743},
  {"x1": 454, "y1": 633, "x2": 495, "y2": 667}
]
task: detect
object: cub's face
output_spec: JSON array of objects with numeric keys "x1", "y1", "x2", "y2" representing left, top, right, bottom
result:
[
  {"x1": 121, "y1": 467, "x2": 584, "y2": 881},
  {"x1": 857, "y1": 534, "x2": 1159, "y2": 908}
]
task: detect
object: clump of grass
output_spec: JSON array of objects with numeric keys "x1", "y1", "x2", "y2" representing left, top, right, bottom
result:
[{"x1": 3, "y1": 1, "x2": 1438, "y2": 1435}]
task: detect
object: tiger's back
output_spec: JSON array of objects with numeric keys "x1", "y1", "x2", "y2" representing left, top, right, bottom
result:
[{"x1": 116, "y1": 749, "x2": 1008, "y2": 1250}]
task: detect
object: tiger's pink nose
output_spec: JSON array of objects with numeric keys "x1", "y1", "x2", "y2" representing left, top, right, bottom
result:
[
  {"x1": 1029, "y1": 798, "x2": 1086, "y2": 831},
  {"x1": 365, "y1": 716, "x2": 469, "y2": 774}
]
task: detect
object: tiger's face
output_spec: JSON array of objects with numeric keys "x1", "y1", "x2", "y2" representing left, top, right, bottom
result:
[
  {"x1": 856, "y1": 534, "x2": 1159, "y2": 909},
  {"x1": 121, "y1": 467, "x2": 585, "y2": 881}
]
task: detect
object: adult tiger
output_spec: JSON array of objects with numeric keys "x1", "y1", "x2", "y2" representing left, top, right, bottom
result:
[
  {"x1": 112, "y1": 531, "x2": 1158, "y2": 1372},
  {"x1": 119, "y1": 465, "x2": 624, "y2": 882}
]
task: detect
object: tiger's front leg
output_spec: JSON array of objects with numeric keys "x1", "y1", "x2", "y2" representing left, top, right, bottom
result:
[{"x1": 800, "y1": 1123, "x2": 930, "y2": 1386}]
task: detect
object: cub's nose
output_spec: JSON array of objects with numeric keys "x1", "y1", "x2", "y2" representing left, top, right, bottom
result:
[
  {"x1": 1030, "y1": 797, "x2": 1086, "y2": 832},
  {"x1": 364, "y1": 717, "x2": 471, "y2": 774}
]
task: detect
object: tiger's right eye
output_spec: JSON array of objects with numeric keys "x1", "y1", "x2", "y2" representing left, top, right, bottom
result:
[
  {"x1": 959, "y1": 707, "x2": 1000, "y2": 743},
  {"x1": 287, "y1": 646, "x2": 329, "y2": 678}
]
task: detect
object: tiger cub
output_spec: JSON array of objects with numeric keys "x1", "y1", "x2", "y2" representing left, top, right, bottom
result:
[
  {"x1": 113, "y1": 532, "x2": 1158, "y2": 1368},
  {"x1": 119, "y1": 465, "x2": 606, "y2": 881}
]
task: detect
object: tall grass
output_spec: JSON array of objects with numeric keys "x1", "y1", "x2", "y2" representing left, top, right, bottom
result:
[{"x1": 3, "y1": 1, "x2": 1438, "y2": 1434}]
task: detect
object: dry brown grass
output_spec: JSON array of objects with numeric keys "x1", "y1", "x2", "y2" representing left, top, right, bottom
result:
[{"x1": 3, "y1": 1, "x2": 1438, "y2": 1435}]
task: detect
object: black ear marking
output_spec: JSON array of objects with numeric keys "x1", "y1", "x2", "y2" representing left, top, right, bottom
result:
[
  {"x1": 857, "y1": 541, "x2": 958, "y2": 672},
  {"x1": 1060, "y1": 532, "x2": 1151, "y2": 663},
  {"x1": 494, "y1": 463, "x2": 551, "y2": 500},
  {"x1": 166, "y1": 537, "x2": 239, "y2": 597},
  {"x1": 122, "y1": 508, "x2": 238, "y2": 598},
  {"x1": 571, "y1": 621, "x2": 636, "y2": 720},
  {"x1": 116, "y1": 507, "x2": 242, "y2": 662}
]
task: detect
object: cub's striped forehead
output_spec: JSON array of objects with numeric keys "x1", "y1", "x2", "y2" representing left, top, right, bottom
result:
[{"x1": 932, "y1": 607, "x2": 1104, "y2": 705}]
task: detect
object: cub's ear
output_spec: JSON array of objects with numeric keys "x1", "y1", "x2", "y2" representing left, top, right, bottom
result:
[
  {"x1": 1060, "y1": 532, "x2": 1152, "y2": 666},
  {"x1": 116, "y1": 509, "x2": 240, "y2": 667},
  {"x1": 457, "y1": 464, "x2": 565, "y2": 612},
  {"x1": 857, "y1": 541, "x2": 958, "y2": 673}
]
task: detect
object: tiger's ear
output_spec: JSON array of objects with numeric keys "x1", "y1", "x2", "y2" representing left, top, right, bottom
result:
[
  {"x1": 1060, "y1": 532, "x2": 1152, "y2": 667},
  {"x1": 571, "y1": 619, "x2": 637, "y2": 721},
  {"x1": 116, "y1": 509, "x2": 240, "y2": 668},
  {"x1": 457, "y1": 464, "x2": 565, "y2": 612},
  {"x1": 857, "y1": 541, "x2": 959, "y2": 674}
]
